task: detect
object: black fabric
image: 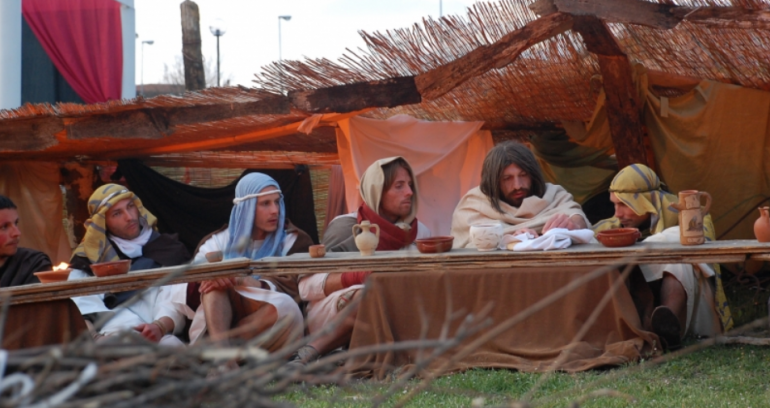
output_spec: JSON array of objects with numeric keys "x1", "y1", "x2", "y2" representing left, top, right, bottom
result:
[
  {"x1": 581, "y1": 191, "x2": 616, "y2": 225},
  {"x1": 0, "y1": 248, "x2": 51, "y2": 288},
  {"x1": 117, "y1": 159, "x2": 319, "y2": 252}
]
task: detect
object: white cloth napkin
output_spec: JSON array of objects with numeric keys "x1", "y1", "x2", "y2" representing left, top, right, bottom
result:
[{"x1": 500, "y1": 228, "x2": 595, "y2": 251}]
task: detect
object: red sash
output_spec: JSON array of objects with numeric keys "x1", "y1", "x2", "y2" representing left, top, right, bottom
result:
[{"x1": 357, "y1": 203, "x2": 419, "y2": 250}]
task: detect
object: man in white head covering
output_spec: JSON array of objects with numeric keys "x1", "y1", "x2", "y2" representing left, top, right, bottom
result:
[
  {"x1": 293, "y1": 157, "x2": 431, "y2": 365},
  {"x1": 191, "y1": 173, "x2": 313, "y2": 351}
]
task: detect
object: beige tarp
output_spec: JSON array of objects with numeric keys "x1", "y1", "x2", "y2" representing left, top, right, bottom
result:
[
  {"x1": 565, "y1": 74, "x2": 770, "y2": 239},
  {"x1": 337, "y1": 115, "x2": 493, "y2": 236},
  {"x1": 0, "y1": 162, "x2": 72, "y2": 263}
]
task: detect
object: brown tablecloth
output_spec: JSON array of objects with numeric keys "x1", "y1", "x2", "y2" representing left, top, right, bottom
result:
[
  {"x1": 2, "y1": 299, "x2": 87, "y2": 350},
  {"x1": 347, "y1": 266, "x2": 658, "y2": 379}
]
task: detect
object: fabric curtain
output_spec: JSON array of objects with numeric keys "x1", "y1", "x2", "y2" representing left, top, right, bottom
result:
[
  {"x1": 323, "y1": 165, "x2": 348, "y2": 230},
  {"x1": 337, "y1": 114, "x2": 493, "y2": 236},
  {"x1": 566, "y1": 75, "x2": 770, "y2": 239},
  {"x1": 117, "y1": 160, "x2": 319, "y2": 253},
  {"x1": 22, "y1": 0, "x2": 123, "y2": 103},
  {"x1": 0, "y1": 162, "x2": 73, "y2": 264}
]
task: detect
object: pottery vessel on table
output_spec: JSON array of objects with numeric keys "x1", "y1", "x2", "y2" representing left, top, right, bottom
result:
[
  {"x1": 91, "y1": 259, "x2": 131, "y2": 277},
  {"x1": 415, "y1": 236, "x2": 454, "y2": 254},
  {"x1": 755, "y1": 207, "x2": 770, "y2": 243},
  {"x1": 34, "y1": 269, "x2": 71, "y2": 284},
  {"x1": 353, "y1": 220, "x2": 380, "y2": 256},
  {"x1": 670, "y1": 190, "x2": 711, "y2": 246},
  {"x1": 469, "y1": 222, "x2": 503, "y2": 252},
  {"x1": 309, "y1": 244, "x2": 326, "y2": 258},
  {"x1": 596, "y1": 228, "x2": 641, "y2": 248},
  {"x1": 205, "y1": 251, "x2": 224, "y2": 263}
]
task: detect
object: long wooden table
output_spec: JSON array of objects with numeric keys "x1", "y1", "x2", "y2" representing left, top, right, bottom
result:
[{"x1": 2, "y1": 240, "x2": 769, "y2": 305}]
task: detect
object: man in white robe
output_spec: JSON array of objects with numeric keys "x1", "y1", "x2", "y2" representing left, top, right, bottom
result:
[
  {"x1": 68, "y1": 184, "x2": 190, "y2": 346},
  {"x1": 451, "y1": 141, "x2": 589, "y2": 248}
]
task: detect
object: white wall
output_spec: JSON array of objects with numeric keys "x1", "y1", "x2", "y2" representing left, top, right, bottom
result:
[
  {"x1": 0, "y1": 0, "x2": 22, "y2": 110},
  {"x1": 117, "y1": 0, "x2": 136, "y2": 99}
]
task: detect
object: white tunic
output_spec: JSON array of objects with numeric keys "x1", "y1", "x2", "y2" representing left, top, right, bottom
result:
[{"x1": 189, "y1": 228, "x2": 304, "y2": 346}]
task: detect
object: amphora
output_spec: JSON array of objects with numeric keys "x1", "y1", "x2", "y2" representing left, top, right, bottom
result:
[
  {"x1": 670, "y1": 190, "x2": 711, "y2": 245},
  {"x1": 754, "y1": 207, "x2": 770, "y2": 243},
  {"x1": 353, "y1": 220, "x2": 380, "y2": 256}
]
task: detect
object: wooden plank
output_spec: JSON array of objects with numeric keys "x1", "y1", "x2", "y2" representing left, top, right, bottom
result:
[
  {"x1": 531, "y1": 0, "x2": 770, "y2": 30},
  {"x1": 572, "y1": 15, "x2": 647, "y2": 168},
  {"x1": 0, "y1": 258, "x2": 251, "y2": 305},
  {"x1": 0, "y1": 117, "x2": 62, "y2": 152},
  {"x1": 414, "y1": 12, "x2": 573, "y2": 100},
  {"x1": 65, "y1": 96, "x2": 291, "y2": 140},
  {"x1": 290, "y1": 76, "x2": 421, "y2": 114}
]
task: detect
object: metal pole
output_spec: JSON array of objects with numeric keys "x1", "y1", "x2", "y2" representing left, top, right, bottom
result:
[
  {"x1": 141, "y1": 42, "x2": 145, "y2": 96},
  {"x1": 216, "y1": 34, "x2": 220, "y2": 87},
  {"x1": 278, "y1": 17, "x2": 283, "y2": 93},
  {"x1": 440, "y1": 0, "x2": 442, "y2": 17}
]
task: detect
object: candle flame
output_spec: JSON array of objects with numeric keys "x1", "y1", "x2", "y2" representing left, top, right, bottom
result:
[{"x1": 53, "y1": 262, "x2": 69, "y2": 271}]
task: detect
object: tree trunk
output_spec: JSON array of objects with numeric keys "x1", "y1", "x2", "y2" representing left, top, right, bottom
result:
[{"x1": 180, "y1": 1, "x2": 206, "y2": 91}]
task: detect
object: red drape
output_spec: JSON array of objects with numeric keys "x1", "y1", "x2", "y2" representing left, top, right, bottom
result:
[{"x1": 22, "y1": 0, "x2": 123, "y2": 103}]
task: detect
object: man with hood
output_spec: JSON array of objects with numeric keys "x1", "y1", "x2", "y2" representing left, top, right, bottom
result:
[
  {"x1": 69, "y1": 184, "x2": 190, "y2": 345},
  {"x1": 192, "y1": 173, "x2": 313, "y2": 351},
  {"x1": 451, "y1": 141, "x2": 589, "y2": 248},
  {"x1": 294, "y1": 157, "x2": 431, "y2": 364},
  {"x1": 593, "y1": 164, "x2": 732, "y2": 349}
]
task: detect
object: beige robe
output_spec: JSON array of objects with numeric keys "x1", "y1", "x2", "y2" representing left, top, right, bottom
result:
[{"x1": 451, "y1": 183, "x2": 589, "y2": 249}]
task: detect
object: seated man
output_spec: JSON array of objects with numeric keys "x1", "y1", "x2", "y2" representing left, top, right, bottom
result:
[
  {"x1": 593, "y1": 164, "x2": 732, "y2": 349},
  {"x1": 295, "y1": 157, "x2": 431, "y2": 363},
  {"x1": 192, "y1": 173, "x2": 312, "y2": 351},
  {"x1": 69, "y1": 184, "x2": 190, "y2": 345},
  {"x1": 0, "y1": 195, "x2": 52, "y2": 287},
  {"x1": 451, "y1": 141, "x2": 589, "y2": 248}
]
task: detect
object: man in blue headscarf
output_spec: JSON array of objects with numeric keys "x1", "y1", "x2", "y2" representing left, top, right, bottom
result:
[{"x1": 190, "y1": 173, "x2": 313, "y2": 351}]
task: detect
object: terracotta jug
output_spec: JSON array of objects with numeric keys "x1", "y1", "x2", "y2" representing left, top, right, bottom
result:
[
  {"x1": 353, "y1": 220, "x2": 380, "y2": 256},
  {"x1": 670, "y1": 190, "x2": 711, "y2": 245},
  {"x1": 754, "y1": 207, "x2": 770, "y2": 243}
]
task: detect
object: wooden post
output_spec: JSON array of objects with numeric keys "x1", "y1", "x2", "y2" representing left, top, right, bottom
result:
[
  {"x1": 180, "y1": 1, "x2": 206, "y2": 91},
  {"x1": 61, "y1": 163, "x2": 95, "y2": 244},
  {"x1": 572, "y1": 15, "x2": 648, "y2": 168}
]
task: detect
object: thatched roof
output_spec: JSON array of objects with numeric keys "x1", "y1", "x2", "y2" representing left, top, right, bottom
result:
[
  {"x1": 254, "y1": 0, "x2": 770, "y2": 128},
  {"x1": 1, "y1": 0, "x2": 768, "y2": 166}
]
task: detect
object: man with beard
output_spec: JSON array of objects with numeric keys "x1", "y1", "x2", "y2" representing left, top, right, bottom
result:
[
  {"x1": 69, "y1": 184, "x2": 190, "y2": 345},
  {"x1": 593, "y1": 164, "x2": 731, "y2": 350},
  {"x1": 451, "y1": 141, "x2": 589, "y2": 248},
  {"x1": 0, "y1": 195, "x2": 51, "y2": 287},
  {"x1": 292, "y1": 157, "x2": 431, "y2": 365}
]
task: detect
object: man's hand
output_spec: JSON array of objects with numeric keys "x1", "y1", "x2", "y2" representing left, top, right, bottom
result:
[
  {"x1": 199, "y1": 277, "x2": 240, "y2": 294},
  {"x1": 511, "y1": 228, "x2": 539, "y2": 238},
  {"x1": 134, "y1": 323, "x2": 163, "y2": 343},
  {"x1": 542, "y1": 214, "x2": 586, "y2": 233}
]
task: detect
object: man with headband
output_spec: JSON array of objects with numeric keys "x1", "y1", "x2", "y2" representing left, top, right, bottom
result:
[
  {"x1": 191, "y1": 173, "x2": 313, "y2": 351},
  {"x1": 69, "y1": 184, "x2": 191, "y2": 345},
  {"x1": 293, "y1": 157, "x2": 431, "y2": 365},
  {"x1": 594, "y1": 164, "x2": 732, "y2": 350}
]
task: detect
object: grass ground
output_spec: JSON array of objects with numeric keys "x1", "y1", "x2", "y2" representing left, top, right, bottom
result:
[{"x1": 281, "y1": 272, "x2": 770, "y2": 407}]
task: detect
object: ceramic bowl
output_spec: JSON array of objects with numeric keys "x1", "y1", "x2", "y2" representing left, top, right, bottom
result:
[
  {"x1": 205, "y1": 251, "x2": 224, "y2": 263},
  {"x1": 91, "y1": 259, "x2": 131, "y2": 277},
  {"x1": 596, "y1": 228, "x2": 642, "y2": 248},
  {"x1": 34, "y1": 269, "x2": 71, "y2": 284},
  {"x1": 309, "y1": 244, "x2": 326, "y2": 258},
  {"x1": 469, "y1": 223, "x2": 503, "y2": 251},
  {"x1": 415, "y1": 236, "x2": 454, "y2": 254}
]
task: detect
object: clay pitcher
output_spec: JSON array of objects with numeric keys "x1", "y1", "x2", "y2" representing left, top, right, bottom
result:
[
  {"x1": 754, "y1": 207, "x2": 770, "y2": 243},
  {"x1": 353, "y1": 220, "x2": 380, "y2": 256},
  {"x1": 670, "y1": 190, "x2": 712, "y2": 245}
]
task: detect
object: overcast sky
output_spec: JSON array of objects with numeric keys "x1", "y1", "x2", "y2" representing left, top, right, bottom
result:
[{"x1": 134, "y1": 0, "x2": 480, "y2": 87}]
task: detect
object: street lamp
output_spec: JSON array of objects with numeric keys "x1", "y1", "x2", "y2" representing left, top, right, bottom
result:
[
  {"x1": 209, "y1": 18, "x2": 227, "y2": 87},
  {"x1": 141, "y1": 40, "x2": 154, "y2": 96},
  {"x1": 278, "y1": 15, "x2": 291, "y2": 93}
]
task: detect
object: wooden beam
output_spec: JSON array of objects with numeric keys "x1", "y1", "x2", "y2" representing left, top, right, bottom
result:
[
  {"x1": 531, "y1": 0, "x2": 770, "y2": 30},
  {"x1": 290, "y1": 76, "x2": 421, "y2": 113},
  {"x1": 180, "y1": 1, "x2": 206, "y2": 91},
  {"x1": 415, "y1": 12, "x2": 573, "y2": 100},
  {"x1": 0, "y1": 117, "x2": 62, "y2": 152},
  {"x1": 65, "y1": 96, "x2": 291, "y2": 140},
  {"x1": 573, "y1": 15, "x2": 647, "y2": 168}
]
